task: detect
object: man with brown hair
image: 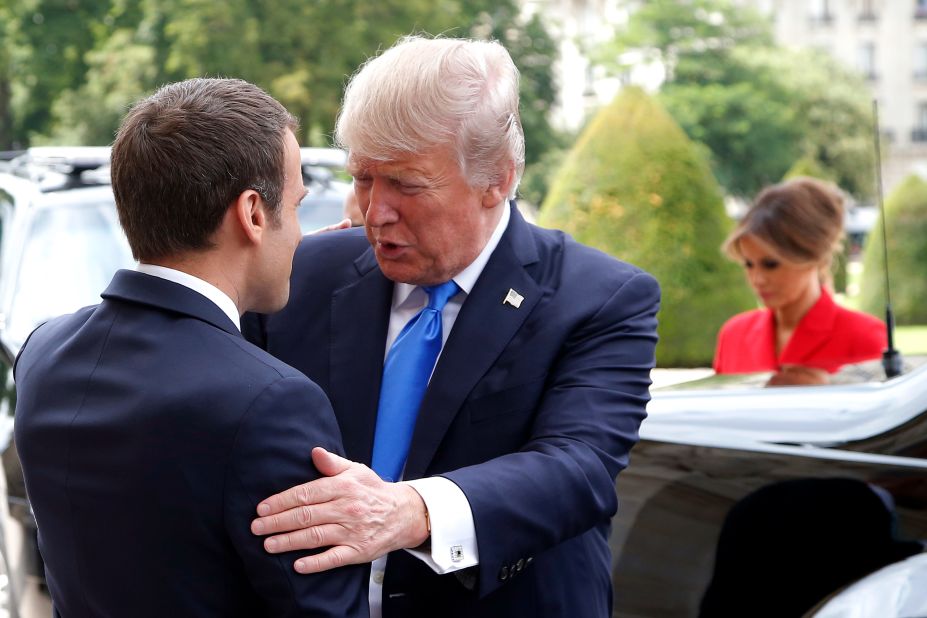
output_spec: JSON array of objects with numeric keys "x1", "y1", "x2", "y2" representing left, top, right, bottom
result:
[{"x1": 14, "y1": 78, "x2": 366, "y2": 617}]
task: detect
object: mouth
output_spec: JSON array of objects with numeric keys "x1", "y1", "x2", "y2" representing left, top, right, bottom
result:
[{"x1": 376, "y1": 240, "x2": 407, "y2": 258}]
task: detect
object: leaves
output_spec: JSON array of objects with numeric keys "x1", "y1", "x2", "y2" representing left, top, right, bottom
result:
[
  {"x1": 1, "y1": 0, "x2": 560, "y2": 160},
  {"x1": 597, "y1": 0, "x2": 874, "y2": 199},
  {"x1": 539, "y1": 87, "x2": 754, "y2": 367}
]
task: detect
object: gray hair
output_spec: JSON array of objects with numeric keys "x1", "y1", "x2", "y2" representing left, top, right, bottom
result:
[{"x1": 335, "y1": 35, "x2": 525, "y2": 197}]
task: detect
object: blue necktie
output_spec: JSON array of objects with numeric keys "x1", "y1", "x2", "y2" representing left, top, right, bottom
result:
[{"x1": 371, "y1": 281, "x2": 460, "y2": 482}]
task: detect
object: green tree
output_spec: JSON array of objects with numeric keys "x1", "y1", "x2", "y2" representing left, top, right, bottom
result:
[
  {"x1": 38, "y1": 30, "x2": 157, "y2": 145},
  {"x1": 860, "y1": 174, "x2": 927, "y2": 325},
  {"x1": 597, "y1": 0, "x2": 874, "y2": 199},
  {"x1": 7, "y1": 0, "x2": 560, "y2": 152},
  {"x1": 4, "y1": 0, "x2": 112, "y2": 145},
  {"x1": 539, "y1": 87, "x2": 753, "y2": 367}
]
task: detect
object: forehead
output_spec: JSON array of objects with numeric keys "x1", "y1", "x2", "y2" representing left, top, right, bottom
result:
[{"x1": 346, "y1": 148, "x2": 457, "y2": 177}]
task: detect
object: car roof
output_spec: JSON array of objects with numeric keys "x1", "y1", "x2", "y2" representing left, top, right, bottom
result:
[{"x1": 645, "y1": 359, "x2": 927, "y2": 448}]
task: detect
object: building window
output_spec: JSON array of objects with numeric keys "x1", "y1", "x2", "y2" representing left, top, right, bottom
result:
[
  {"x1": 810, "y1": 0, "x2": 833, "y2": 23},
  {"x1": 857, "y1": 42, "x2": 877, "y2": 80},
  {"x1": 916, "y1": 44, "x2": 927, "y2": 79},
  {"x1": 913, "y1": 103, "x2": 927, "y2": 142},
  {"x1": 859, "y1": 0, "x2": 877, "y2": 21},
  {"x1": 918, "y1": 0, "x2": 927, "y2": 19}
]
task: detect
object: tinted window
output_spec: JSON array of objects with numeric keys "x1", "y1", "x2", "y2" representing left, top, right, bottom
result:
[{"x1": 6, "y1": 201, "x2": 133, "y2": 351}]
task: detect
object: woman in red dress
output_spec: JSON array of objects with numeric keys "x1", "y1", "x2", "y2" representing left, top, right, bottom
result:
[{"x1": 713, "y1": 177, "x2": 886, "y2": 385}]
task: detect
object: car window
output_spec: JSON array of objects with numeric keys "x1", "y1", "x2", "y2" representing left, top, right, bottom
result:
[
  {"x1": 0, "y1": 188, "x2": 13, "y2": 279},
  {"x1": 6, "y1": 200, "x2": 133, "y2": 351},
  {"x1": 299, "y1": 194, "x2": 346, "y2": 232}
]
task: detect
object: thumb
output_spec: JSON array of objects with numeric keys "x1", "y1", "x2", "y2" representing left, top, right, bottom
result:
[{"x1": 311, "y1": 446, "x2": 353, "y2": 477}]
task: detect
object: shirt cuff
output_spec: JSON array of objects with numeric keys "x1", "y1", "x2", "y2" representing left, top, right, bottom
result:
[{"x1": 402, "y1": 477, "x2": 479, "y2": 573}]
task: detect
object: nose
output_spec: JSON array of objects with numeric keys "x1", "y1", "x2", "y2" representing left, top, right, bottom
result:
[
  {"x1": 747, "y1": 267, "x2": 766, "y2": 288},
  {"x1": 364, "y1": 179, "x2": 399, "y2": 227}
]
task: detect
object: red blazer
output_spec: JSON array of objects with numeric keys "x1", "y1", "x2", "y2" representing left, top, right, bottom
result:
[{"x1": 713, "y1": 290, "x2": 886, "y2": 374}]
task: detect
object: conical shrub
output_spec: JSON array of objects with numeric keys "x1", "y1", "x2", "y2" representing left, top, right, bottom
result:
[
  {"x1": 539, "y1": 87, "x2": 753, "y2": 367},
  {"x1": 860, "y1": 174, "x2": 927, "y2": 325}
]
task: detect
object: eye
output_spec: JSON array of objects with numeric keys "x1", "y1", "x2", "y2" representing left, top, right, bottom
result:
[
  {"x1": 399, "y1": 182, "x2": 423, "y2": 195},
  {"x1": 743, "y1": 260, "x2": 754, "y2": 269},
  {"x1": 353, "y1": 175, "x2": 372, "y2": 188},
  {"x1": 760, "y1": 259, "x2": 780, "y2": 270},
  {"x1": 388, "y1": 177, "x2": 424, "y2": 195}
]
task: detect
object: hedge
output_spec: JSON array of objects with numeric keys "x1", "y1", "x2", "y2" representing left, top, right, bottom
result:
[
  {"x1": 539, "y1": 87, "x2": 754, "y2": 367},
  {"x1": 860, "y1": 174, "x2": 927, "y2": 325}
]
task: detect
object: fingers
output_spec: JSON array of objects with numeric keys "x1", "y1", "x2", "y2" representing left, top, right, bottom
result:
[
  {"x1": 263, "y1": 523, "x2": 345, "y2": 554},
  {"x1": 311, "y1": 447, "x2": 353, "y2": 477},
  {"x1": 294, "y1": 545, "x2": 358, "y2": 574},
  {"x1": 254, "y1": 449, "x2": 354, "y2": 518},
  {"x1": 256, "y1": 475, "x2": 337, "y2": 518},
  {"x1": 308, "y1": 219, "x2": 351, "y2": 235},
  {"x1": 253, "y1": 500, "x2": 335, "y2": 536}
]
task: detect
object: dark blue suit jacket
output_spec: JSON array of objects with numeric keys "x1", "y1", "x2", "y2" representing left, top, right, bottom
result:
[
  {"x1": 14, "y1": 270, "x2": 367, "y2": 617},
  {"x1": 245, "y1": 205, "x2": 660, "y2": 617}
]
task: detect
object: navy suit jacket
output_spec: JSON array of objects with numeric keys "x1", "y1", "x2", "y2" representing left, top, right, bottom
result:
[
  {"x1": 14, "y1": 270, "x2": 367, "y2": 617},
  {"x1": 245, "y1": 204, "x2": 660, "y2": 617}
]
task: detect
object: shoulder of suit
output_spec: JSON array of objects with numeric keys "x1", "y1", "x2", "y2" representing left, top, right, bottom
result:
[
  {"x1": 20, "y1": 304, "x2": 97, "y2": 352},
  {"x1": 832, "y1": 305, "x2": 887, "y2": 348},
  {"x1": 719, "y1": 308, "x2": 765, "y2": 335}
]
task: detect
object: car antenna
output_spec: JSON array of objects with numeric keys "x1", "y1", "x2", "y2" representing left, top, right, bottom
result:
[{"x1": 872, "y1": 99, "x2": 902, "y2": 378}]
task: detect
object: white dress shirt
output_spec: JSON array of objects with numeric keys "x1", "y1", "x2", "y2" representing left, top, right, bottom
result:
[
  {"x1": 368, "y1": 204, "x2": 511, "y2": 617},
  {"x1": 135, "y1": 263, "x2": 241, "y2": 331}
]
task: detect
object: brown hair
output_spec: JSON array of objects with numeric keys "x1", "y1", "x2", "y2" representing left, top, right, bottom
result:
[
  {"x1": 111, "y1": 78, "x2": 297, "y2": 262},
  {"x1": 723, "y1": 177, "x2": 845, "y2": 275}
]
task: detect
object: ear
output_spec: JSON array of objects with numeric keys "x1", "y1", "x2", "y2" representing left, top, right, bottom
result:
[
  {"x1": 482, "y1": 161, "x2": 516, "y2": 208},
  {"x1": 232, "y1": 189, "x2": 266, "y2": 245}
]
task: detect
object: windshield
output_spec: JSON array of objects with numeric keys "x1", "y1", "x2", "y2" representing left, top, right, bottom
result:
[{"x1": 5, "y1": 200, "x2": 134, "y2": 351}]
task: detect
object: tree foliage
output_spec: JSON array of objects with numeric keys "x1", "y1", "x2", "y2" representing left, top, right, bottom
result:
[
  {"x1": 860, "y1": 175, "x2": 927, "y2": 325},
  {"x1": 597, "y1": 0, "x2": 874, "y2": 199},
  {"x1": 539, "y1": 87, "x2": 753, "y2": 367},
  {"x1": 1, "y1": 0, "x2": 560, "y2": 158}
]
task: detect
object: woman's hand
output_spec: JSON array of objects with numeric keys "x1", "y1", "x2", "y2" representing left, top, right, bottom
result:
[{"x1": 766, "y1": 364, "x2": 829, "y2": 387}]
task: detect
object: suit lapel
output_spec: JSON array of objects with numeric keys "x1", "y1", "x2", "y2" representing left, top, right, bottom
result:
[
  {"x1": 404, "y1": 205, "x2": 542, "y2": 479},
  {"x1": 781, "y1": 290, "x2": 837, "y2": 365},
  {"x1": 328, "y1": 249, "x2": 394, "y2": 463}
]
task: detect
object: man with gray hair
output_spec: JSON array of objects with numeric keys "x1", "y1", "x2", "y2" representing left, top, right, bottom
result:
[{"x1": 246, "y1": 35, "x2": 660, "y2": 617}]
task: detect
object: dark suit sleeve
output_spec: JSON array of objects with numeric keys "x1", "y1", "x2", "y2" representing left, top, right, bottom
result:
[
  {"x1": 224, "y1": 376, "x2": 368, "y2": 617},
  {"x1": 442, "y1": 271, "x2": 660, "y2": 597}
]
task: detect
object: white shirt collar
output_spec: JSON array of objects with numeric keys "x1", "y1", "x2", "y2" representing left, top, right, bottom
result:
[
  {"x1": 392, "y1": 202, "x2": 511, "y2": 307},
  {"x1": 136, "y1": 263, "x2": 241, "y2": 331}
]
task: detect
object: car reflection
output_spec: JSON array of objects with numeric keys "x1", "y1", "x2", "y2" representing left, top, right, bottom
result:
[{"x1": 610, "y1": 363, "x2": 927, "y2": 617}]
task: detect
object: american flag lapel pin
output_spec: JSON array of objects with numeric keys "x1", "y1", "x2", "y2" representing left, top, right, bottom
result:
[{"x1": 503, "y1": 288, "x2": 524, "y2": 308}]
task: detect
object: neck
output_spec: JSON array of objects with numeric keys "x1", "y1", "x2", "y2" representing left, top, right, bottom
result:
[
  {"x1": 774, "y1": 284, "x2": 822, "y2": 331},
  {"x1": 148, "y1": 253, "x2": 248, "y2": 315}
]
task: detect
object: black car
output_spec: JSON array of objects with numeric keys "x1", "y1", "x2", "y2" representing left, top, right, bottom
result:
[
  {"x1": 0, "y1": 147, "x2": 133, "y2": 617},
  {"x1": 611, "y1": 361, "x2": 927, "y2": 617}
]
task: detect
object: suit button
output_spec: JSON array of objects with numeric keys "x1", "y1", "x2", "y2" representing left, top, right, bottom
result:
[
  {"x1": 499, "y1": 565, "x2": 509, "y2": 581},
  {"x1": 516, "y1": 558, "x2": 525, "y2": 571}
]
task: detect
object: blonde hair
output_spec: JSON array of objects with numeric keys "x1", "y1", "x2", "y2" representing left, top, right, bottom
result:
[
  {"x1": 723, "y1": 177, "x2": 845, "y2": 285},
  {"x1": 334, "y1": 35, "x2": 525, "y2": 198}
]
